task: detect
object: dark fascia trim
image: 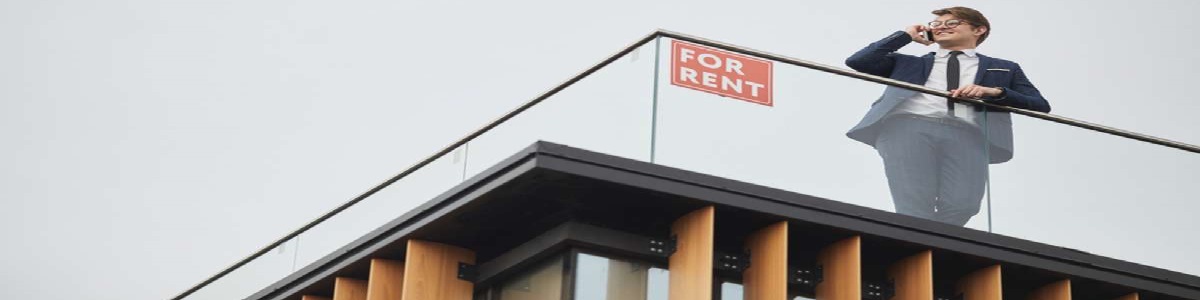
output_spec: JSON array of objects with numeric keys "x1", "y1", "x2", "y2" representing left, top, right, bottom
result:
[
  {"x1": 246, "y1": 142, "x2": 545, "y2": 300},
  {"x1": 527, "y1": 141, "x2": 1200, "y2": 299}
]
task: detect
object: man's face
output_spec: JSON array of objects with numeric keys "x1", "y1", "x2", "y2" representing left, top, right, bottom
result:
[{"x1": 930, "y1": 14, "x2": 984, "y2": 46}]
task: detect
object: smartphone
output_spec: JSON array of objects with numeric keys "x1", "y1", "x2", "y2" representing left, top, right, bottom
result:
[{"x1": 922, "y1": 30, "x2": 934, "y2": 42}]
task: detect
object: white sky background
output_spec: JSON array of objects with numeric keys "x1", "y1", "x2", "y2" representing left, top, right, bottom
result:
[{"x1": 2, "y1": 0, "x2": 1199, "y2": 299}]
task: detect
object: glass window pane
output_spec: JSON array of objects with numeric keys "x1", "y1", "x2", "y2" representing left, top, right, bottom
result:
[
  {"x1": 575, "y1": 252, "x2": 668, "y2": 300},
  {"x1": 720, "y1": 282, "x2": 743, "y2": 300},
  {"x1": 499, "y1": 255, "x2": 565, "y2": 300},
  {"x1": 647, "y1": 267, "x2": 668, "y2": 300}
]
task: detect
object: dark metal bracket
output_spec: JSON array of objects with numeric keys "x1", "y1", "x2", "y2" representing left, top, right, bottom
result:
[
  {"x1": 789, "y1": 265, "x2": 824, "y2": 287},
  {"x1": 863, "y1": 279, "x2": 895, "y2": 300},
  {"x1": 714, "y1": 250, "x2": 751, "y2": 272},
  {"x1": 936, "y1": 293, "x2": 964, "y2": 300},
  {"x1": 457, "y1": 262, "x2": 478, "y2": 282},
  {"x1": 648, "y1": 235, "x2": 677, "y2": 257}
]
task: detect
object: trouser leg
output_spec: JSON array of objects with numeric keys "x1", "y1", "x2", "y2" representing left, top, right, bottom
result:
[
  {"x1": 933, "y1": 124, "x2": 989, "y2": 226},
  {"x1": 875, "y1": 118, "x2": 939, "y2": 220}
]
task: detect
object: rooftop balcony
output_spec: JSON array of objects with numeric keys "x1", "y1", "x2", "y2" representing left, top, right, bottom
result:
[{"x1": 171, "y1": 30, "x2": 1200, "y2": 300}]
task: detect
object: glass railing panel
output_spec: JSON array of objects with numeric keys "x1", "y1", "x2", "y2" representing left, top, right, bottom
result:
[
  {"x1": 180, "y1": 146, "x2": 466, "y2": 300},
  {"x1": 652, "y1": 37, "x2": 992, "y2": 231},
  {"x1": 181, "y1": 40, "x2": 659, "y2": 299},
  {"x1": 291, "y1": 144, "x2": 467, "y2": 267},
  {"x1": 182, "y1": 238, "x2": 298, "y2": 300},
  {"x1": 464, "y1": 41, "x2": 658, "y2": 178},
  {"x1": 988, "y1": 112, "x2": 1200, "y2": 276}
]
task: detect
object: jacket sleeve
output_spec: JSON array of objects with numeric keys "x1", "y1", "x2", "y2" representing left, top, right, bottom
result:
[
  {"x1": 845, "y1": 31, "x2": 913, "y2": 77},
  {"x1": 988, "y1": 63, "x2": 1052, "y2": 113}
]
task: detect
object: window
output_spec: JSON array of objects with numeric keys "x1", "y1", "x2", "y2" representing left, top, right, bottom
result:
[
  {"x1": 719, "y1": 282, "x2": 744, "y2": 300},
  {"x1": 574, "y1": 252, "x2": 669, "y2": 300},
  {"x1": 497, "y1": 254, "x2": 566, "y2": 300}
]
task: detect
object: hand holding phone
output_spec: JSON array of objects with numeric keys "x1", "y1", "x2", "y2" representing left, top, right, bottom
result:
[{"x1": 905, "y1": 24, "x2": 935, "y2": 45}]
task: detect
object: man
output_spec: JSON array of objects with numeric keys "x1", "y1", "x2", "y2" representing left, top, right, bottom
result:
[{"x1": 844, "y1": 7, "x2": 1051, "y2": 226}]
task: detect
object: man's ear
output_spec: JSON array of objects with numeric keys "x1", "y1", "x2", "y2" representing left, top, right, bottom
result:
[{"x1": 974, "y1": 26, "x2": 989, "y2": 37}]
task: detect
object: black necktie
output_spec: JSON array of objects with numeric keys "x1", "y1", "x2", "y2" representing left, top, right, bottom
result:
[{"x1": 946, "y1": 51, "x2": 963, "y2": 115}]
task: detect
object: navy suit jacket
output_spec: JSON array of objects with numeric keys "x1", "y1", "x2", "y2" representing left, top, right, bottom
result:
[{"x1": 844, "y1": 31, "x2": 1051, "y2": 163}]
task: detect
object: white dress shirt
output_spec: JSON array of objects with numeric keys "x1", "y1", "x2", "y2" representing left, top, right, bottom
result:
[{"x1": 890, "y1": 48, "x2": 981, "y2": 126}]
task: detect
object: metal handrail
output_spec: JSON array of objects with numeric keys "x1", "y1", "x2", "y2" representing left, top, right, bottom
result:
[{"x1": 170, "y1": 29, "x2": 1199, "y2": 300}]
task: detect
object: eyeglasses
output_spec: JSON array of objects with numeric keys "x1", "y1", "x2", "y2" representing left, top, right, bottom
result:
[{"x1": 927, "y1": 19, "x2": 970, "y2": 29}]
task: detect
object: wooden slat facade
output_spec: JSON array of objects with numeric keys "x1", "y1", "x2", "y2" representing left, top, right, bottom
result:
[
  {"x1": 1115, "y1": 293, "x2": 1140, "y2": 300},
  {"x1": 1028, "y1": 280, "x2": 1071, "y2": 300},
  {"x1": 366, "y1": 259, "x2": 405, "y2": 300},
  {"x1": 333, "y1": 278, "x2": 368, "y2": 300},
  {"x1": 816, "y1": 236, "x2": 861, "y2": 300},
  {"x1": 400, "y1": 240, "x2": 475, "y2": 300},
  {"x1": 887, "y1": 250, "x2": 933, "y2": 300},
  {"x1": 957, "y1": 265, "x2": 1002, "y2": 300},
  {"x1": 743, "y1": 221, "x2": 788, "y2": 300},
  {"x1": 668, "y1": 206, "x2": 715, "y2": 300}
]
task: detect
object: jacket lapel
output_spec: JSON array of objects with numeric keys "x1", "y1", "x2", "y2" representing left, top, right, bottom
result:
[
  {"x1": 975, "y1": 54, "x2": 995, "y2": 84},
  {"x1": 921, "y1": 53, "x2": 935, "y2": 82}
]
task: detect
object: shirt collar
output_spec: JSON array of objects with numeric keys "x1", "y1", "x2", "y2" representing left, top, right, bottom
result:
[{"x1": 935, "y1": 48, "x2": 977, "y2": 58}]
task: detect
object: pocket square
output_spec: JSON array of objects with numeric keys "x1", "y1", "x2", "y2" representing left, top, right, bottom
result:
[{"x1": 986, "y1": 68, "x2": 1011, "y2": 72}]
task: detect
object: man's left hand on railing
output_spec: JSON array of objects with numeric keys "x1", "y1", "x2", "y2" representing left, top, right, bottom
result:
[{"x1": 949, "y1": 84, "x2": 1003, "y2": 99}]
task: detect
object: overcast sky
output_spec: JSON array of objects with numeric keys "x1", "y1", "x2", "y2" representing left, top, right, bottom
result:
[{"x1": 3, "y1": 0, "x2": 1198, "y2": 299}]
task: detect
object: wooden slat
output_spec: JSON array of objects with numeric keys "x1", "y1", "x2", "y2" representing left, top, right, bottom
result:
[
  {"x1": 606, "y1": 259, "x2": 649, "y2": 300},
  {"x1": 668, "y1": 206, "x2": 715, "y2": 300},
  {"x1": 1028, "y1": 280, "x2": 1071, "y2": 300},
  {"x1": 816, "y1": 236, "x2": 860, "y2": 300},
  {"x1": 400, "y1": 240, "x2": 476, "y2": 300},
  {"x1": 1115, "y1": 293, "x2": 1139, "y2": 300},
  {"x1": 366, "y1": 259, "x2": 405, "y2": 300},
  {"x1": 956, "y1": 265, "x2": 1002, "y2": 300},
  {"x1": 333, "y1": 277, "x2": 368, "y2": 300},
  {"x1": 887, "y1": 250, "x2": 933, "y2": 300},
  {"x1": 743, "y1": 221, "x2": 788, "y2": 300},
  {"x1": 301, "y1": 296, "x2": 332, "y2": 300}
]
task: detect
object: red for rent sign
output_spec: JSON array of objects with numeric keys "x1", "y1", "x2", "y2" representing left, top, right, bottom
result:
[{"x1": 670, "y1": 40, "x2": 773, "y2": 106}]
